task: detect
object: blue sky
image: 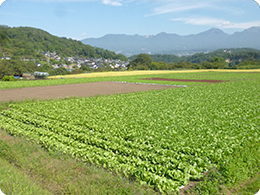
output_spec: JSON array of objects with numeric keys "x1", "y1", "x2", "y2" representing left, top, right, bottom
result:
[{"x1": 0, "y1": 0, "x2": 260, "y2": 40}]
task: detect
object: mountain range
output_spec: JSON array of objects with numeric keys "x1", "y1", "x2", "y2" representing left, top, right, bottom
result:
[{"x1": 81, "y1": 27, "x2": 260, "y2": 56}]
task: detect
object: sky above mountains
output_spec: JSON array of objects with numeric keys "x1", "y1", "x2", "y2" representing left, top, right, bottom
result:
[{"x1": 0, "y1": 0, "x2": 260, "y2": 40}]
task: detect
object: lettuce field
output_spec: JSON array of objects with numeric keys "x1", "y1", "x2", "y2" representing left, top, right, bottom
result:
[{"x1": 0, "y1": 71, "x2": 260, "y2": 194}]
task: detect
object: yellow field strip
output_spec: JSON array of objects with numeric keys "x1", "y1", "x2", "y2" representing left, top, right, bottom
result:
[{"x1": 48, "y1": 69, "x2": 260, "y2": 79}]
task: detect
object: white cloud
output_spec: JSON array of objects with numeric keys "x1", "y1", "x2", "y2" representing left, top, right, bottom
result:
[
  {"x1": 102, "y1": 0, "x2": 122, "y2": 6},
  {"x1": 172, "y1": 16, "x2": 260, "y2": 29},
  {"x1": 222, "y1": 20, "x2": 260, "y2": 29},
  {"x1": 147, "y1": 3, "x2": 208, "y2": 16},
  {"x1": 172, "y1": 17, "x2": 229, "y2": 26},
  {"x1": 222, "y1": 21, "x2": 232, "y2": 26},
  {"x1": 145, "y1": 0, "x2": 256, "y2": 17},
  {"x1": 21, "y1": 0, "x2": 122, "y2": 6},
  {"x1": 146, "y1": 1, "x2": 209, "y2": 16},
  {"x1": 0, "y1": 0, "x2": 6, "y2": 7},
  {"x1": 254, "y1": 0, "x2": 260, "y2": 6}
]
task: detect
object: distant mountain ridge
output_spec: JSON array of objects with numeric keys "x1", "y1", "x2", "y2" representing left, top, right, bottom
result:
[{"x1": 81, "y1": 27, "x2": 260, "y2": 56}]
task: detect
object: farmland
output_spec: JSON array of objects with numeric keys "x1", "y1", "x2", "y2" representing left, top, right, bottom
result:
[
  {"x1": 0, "y1": 70, "x2": 260, "y2": 194},
  {"x1": 0, "y1": 81, "x2": 176, "y2": 102},
  {"x1": 1, "y1": 69, "x2": 260, "y2": 90}
]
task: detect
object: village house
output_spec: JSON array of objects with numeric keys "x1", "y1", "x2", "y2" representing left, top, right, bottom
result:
[{"x1": 1, "y1": 56, "x2": 10, "y2": 60}]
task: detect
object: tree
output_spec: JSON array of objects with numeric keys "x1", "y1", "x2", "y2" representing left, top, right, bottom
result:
[
  {"x1": 39, "y1": 64, "x2": 56, "y2": 75},
  {"x1": 210, "y1": 57, "x2": 227, "y2": 69},
  {"x1": 80, "y1": 64, "x2": 92, "y2": 72},
  {"x1": 55, "y1": 67, "x2": 68, "y2": 75},
  {"x1": 0, "y1": 30, "x2": 9, "y2": 44},
  {"x1": 201, "y1": 61, "x2": 212, "y2": 69},
  {"x1": 128, "y1": 53, "x2": 152, "y2": 70},
  {"x1": 2, "y1": 75, "x2": 15, "y2": 81},
  {"x1": 149, "y1": 61, "x2": 168, "y2": 70},
  {"x1": 70, "y1": 69, "x2": 83, "y2": 74},
  {"x1": 191, "y1": 63, "x2": 201, "y2": 69},
  {"x1": 236, "y1": 60, "x2": 260, "y2": 69},
  {"x1": 0, "y1": 59, "x2": 39, "y2": 79}
]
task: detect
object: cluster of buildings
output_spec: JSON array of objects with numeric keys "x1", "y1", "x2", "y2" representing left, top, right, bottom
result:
[
  {"x1": 1, "y1": 51, "x2": 130, "y2": 72},
  {"x1": 63, "y1": 57, "x2": 129, "y2": 70},
  {"x1": 42, "y1": 51, "x2": 130, "y2": 71}
]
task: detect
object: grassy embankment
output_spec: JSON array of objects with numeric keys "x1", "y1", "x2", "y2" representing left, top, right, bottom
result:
[
  {"x1": 0, "y1": 70, "x2": 260, "y2": 195},
  {"x1": 0, "y1": 123, "x2": 157, "y2": 195}
]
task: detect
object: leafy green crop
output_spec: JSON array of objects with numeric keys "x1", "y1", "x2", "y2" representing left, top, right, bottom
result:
[{"x1": 1, "y1": 73, "x2": 259, "y2": 193}]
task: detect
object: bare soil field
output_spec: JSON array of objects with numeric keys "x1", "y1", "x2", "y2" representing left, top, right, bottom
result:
[
  {"x1": 142, "y1": 77, "x2": 228, "y2": 83},
  {"x1": 0, "y1": 81, "x2": 176, "y2": 102}
]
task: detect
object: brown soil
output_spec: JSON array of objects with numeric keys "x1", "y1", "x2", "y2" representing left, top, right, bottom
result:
[
  {"x1": 0, "y1": 81, "x2": 177, "y2": 102},
  {"x1": 179, "y1": 180, "x2": 199, "y2": 195},
  {"x1": 179, "y1": 167, "x2": 217, "y2": 195},
  {"x1": 142, "y1": 77, "x2": 228, "y2": 83}
]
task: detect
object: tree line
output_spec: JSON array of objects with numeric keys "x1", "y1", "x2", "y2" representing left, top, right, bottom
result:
[
  {"x1": 132, "y1": 48, "x2": 260, "y2": 64},
  {"x1": 0, "y1": 59, "x2": 126, "y2": 79},
  {"x1": 127, "y1": 53, "x2": 260, "y2": 70}
]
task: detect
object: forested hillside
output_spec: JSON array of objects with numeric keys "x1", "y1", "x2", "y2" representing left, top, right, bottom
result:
[
  {"x1": 139, "y1": 48, "x2": 260, "y2": 64},
  {"x1": 0, "y1": 26, "x2": 129, "y2": 79},
  {"x1": 127, "y1": 48, "x2": 260, "y2": 69},
  {"x1": 128, "y1": 48, "x2": 260, "y2": 70},
  {"x1": 0, "y1": 26, "x2": 127, "y2": 61}
]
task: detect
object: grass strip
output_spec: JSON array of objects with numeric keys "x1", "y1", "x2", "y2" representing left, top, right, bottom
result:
[{"x1": 0, "y1": 128, "x2": 159, "y2": 195}]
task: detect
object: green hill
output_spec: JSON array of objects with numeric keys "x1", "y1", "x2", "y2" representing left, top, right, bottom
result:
[
  {"x1": 185, "y1": 48, "x2": 260, "y2": 64},
  {"x1": 147, "y1": 48, "x2": 260, "y2": 65},
  {"x1": 0, "y1": 26, "x2": 127, "y2": 61}
]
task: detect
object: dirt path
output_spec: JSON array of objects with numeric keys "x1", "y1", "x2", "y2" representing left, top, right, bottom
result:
[{"x1": 0, "y1": 81, "x2": 177, "y2": 102}]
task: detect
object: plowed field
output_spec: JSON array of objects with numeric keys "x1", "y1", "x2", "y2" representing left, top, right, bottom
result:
[{"x1": 0, "y1": 81, "x2": 176, "y2": 101}]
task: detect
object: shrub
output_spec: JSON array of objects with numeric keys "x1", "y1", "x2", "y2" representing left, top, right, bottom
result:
[{"x1": 1, "y1": 75, "x2": 15, "y2": 81}]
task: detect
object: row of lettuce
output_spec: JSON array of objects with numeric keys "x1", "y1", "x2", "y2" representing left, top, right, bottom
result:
[{"x1": 0, "y1": 73, "x2": 259, "y2": 193}]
